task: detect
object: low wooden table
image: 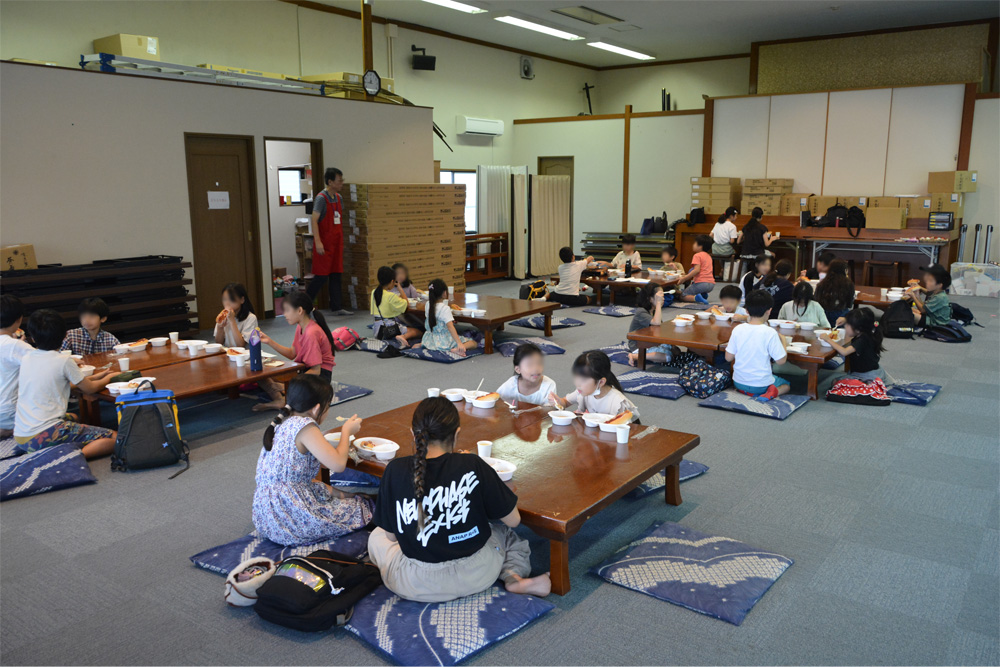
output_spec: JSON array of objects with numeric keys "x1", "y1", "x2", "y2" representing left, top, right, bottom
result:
[
  {"x1": 406, "y1": 293, "x2": 560, "y2": 354},
  {"x1": 628, "y1": 318, "x2": 837, "y2": 399},
  {"x1": 854, "y1": 285, "x2": 892, "y2": 310},
  {"x1": 80, "y1": 353, "x2": 303, "y2": 425},
  {"x1": 581, "y1": 271, "x2": 681, "y2": 306},
  {"x1": 343, "y1": 400, "x2": 700, "y2": 595},
  {"x1": 81, "y1": 343, "x2": 224, "y2": 374}
]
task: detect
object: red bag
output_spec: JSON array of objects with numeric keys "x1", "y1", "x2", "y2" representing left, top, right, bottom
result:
[
  {"x1": 825, "y1": 378, "x2": 890, "y2": 406},
  {"x1": 331, "y1": 327, "x2": 361, "y2": 351}
]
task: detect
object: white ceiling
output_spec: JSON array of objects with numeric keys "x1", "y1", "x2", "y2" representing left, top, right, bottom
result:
[{"x1": 314, "y1": 0, "x2": 998, "y2": 68}]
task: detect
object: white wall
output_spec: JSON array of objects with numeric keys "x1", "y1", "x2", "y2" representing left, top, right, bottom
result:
[
  {"x1": 628, "y1": 114, "x2": 704, "y2": 230},
  {"x1": 265, "y1": 140, "x2": 312, "y2": 280},
  {"x1": 0, "y1": 0, "x2": 593, "y2": 171},
  {"x1": 0, "y1": 63, "x2": 432, "y2": 310},
  {"x1": 965, "y1": 98, "x2": 1000, "y2": 263},
  {"x1": 594, "y1": 58, "x2": 750, "y2": 114}
]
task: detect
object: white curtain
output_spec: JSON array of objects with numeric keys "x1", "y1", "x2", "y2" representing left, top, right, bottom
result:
[
  {"x1": 512, "y1": 173, "x2": 528, "y2": 278},
  {"x1": 476, "y1": 165, "x2": 512, "y2": 234},
  {"x1": 530, "y1": 175, "x2": 571, "y2": 276}
]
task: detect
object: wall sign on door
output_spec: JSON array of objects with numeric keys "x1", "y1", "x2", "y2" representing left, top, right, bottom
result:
[{"x1": 207, "y1": 191, "x2": 230, "y2": 210}]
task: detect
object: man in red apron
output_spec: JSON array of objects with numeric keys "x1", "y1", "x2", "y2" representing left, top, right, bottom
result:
[{"x1": 306, "y1": 167, "x2": 352, "y2": 315}]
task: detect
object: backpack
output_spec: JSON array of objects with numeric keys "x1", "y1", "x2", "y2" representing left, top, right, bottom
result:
[
  {"x1": 950, "y1": 302, "x2": 983, "y2": 328},
  {"x1": 922, "y1": 321, "x2": 972, "y2": 343},
  {"x1": 331, "y1": 327, "x2": 362, "y2": 351},
  {"x1": 825, "y1": 377, "x2": 891, "y2": 406},
  {"x1": 640, "y1": 217, "x2": 655, "y2": 236},
  {"x1": 688, "y1": 208, "x2": 706, "y2": 227},
  {"x1": 652, "y1": 211, "x2": 669, "y2": 234},
  {"x1": 519, "y1": 279, "x2": 548, "y2": 300},
  {"x1": 880, "y1": 300, "x2": 916, "y2": 339},
  {"x1": 112, "y1": 381, "x2": 189, "y2": 477},
  {"x1": 845, "y1": 206, "x2": 866, "y2": 238},
  {"x1": 678, "y1": 357, "x2": 731, "y2": 398},
  {"x1": 816, "y1": 205, "x2": 850, "y2": 228},
  {"x1": 254, "y1": 550, "x2": 383, "y2": 632}
]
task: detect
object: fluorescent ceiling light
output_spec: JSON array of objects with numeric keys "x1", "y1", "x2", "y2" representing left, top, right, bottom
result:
[
  {"x1": 495, "y1": 16, "x2": 583, "y2": 40},
  {"x1": 421, "y1": 0, "x2": 486, "y2": 14},
  {"x1": 587, "y1": 41, "x2": 654, "y2": 60}
]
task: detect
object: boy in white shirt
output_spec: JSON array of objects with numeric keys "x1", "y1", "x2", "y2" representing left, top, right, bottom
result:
[
  {"x1": 549, "y1": 247, "x2": 593, "y2": 307},
  {"x1": 610, "y1": 234, "x2": 642, "y2": 270},
  {"x1": 725, "y1": 290, "x2": 790, "y2": 402},
  {"x1": 1, "y1": 295, "x2": 33, "y2": 438},
  {"x1": 14, "y1": 309, "x2": 118, "y2": 459}
]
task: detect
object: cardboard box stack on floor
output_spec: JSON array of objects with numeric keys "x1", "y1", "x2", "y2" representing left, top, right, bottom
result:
[
  {"x1": 926, "y1": 170, "x2": 976, "y2": 222},
  {"x1": 742, "y1": 178, "x2": 793, "y2": 216},
  {"x1": 340, "y1": 183, "x2": 467, "y2": 310},
  {"x1": 690, "y1": 177, "x2": 741, "y2": 215}
]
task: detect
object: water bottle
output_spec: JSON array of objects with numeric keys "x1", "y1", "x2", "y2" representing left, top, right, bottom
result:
[
  {"x1": 248, "y1": 329, "x2": 263, "y2": 372},
  {"x1": 625, "y1": 260, "x2": 633, "y2": 278}
]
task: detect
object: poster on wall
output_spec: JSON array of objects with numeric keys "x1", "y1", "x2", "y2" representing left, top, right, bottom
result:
[{"x1": 207, "y1": 191, "x2": 230, "y2": 210}]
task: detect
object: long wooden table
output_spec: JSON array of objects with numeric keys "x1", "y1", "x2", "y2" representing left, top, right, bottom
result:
[
  {"x1": 405, "y1": 293, "x2": 560, "y2": 354},
  {"x1": 628, "y1": 317, "x2": 837, "y2": 399},
  {"x1": 82, "y1": 343, "x2": 225, "y2": 373},
  {"x1": 582, "y1": 270, "x2": 681, "y2": 305},
  {"x1": 343, "y1": 400, "x2": 700, "y2": 595}
]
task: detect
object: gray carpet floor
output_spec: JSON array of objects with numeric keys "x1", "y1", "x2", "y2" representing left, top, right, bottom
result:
[{"x1": 2, "y1": 281, "x2": 998, "y2": 666}]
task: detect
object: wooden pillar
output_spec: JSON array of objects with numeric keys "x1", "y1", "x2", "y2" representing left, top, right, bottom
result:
[
  {"x1": 701, "y1": 97, "x2": 714, "y2": 177},
  {"x1": 957, "y1": 82, "x2": 977, "y2": 170},
  {"x1": 622, "y1": 104, "x2": 632, "y2": 233},
  {"x1": 361, "y1": 0, "x2": 374, "y2": 100}
]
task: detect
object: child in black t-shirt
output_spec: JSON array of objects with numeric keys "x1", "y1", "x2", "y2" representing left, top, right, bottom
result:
[
  {"x1": 820, "y1": 307, "x2": 890, "y2": 385},
  {"x1": 368, "y1": 397, "x2": 551, "y2": 602}
]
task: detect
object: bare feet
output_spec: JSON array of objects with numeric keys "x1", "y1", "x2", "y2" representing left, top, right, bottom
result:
[
  {"x1": 395, "y1": 335, "x2": 410, "y2": 349},
  {"x1": 252, "y1": 399, "x2": 284, "y2": 412},
  {"x1": 505, "y1": 572, "x2": 552, "y2": 597},
  {"x1": 627, "y1": 353, "x2": 638, "y2": 367}
]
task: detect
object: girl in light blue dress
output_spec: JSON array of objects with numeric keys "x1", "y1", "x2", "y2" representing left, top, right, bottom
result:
[
  {"x1": 420, "y1": 279, "x2": 479, "y2": 357},
  {"x1": 252, "y1": 375, "x2": 373, "y2": 546}
]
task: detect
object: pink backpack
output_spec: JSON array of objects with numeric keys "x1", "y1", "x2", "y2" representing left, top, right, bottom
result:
[{"x1": 331, "y1": 327, "x2": 361, "y2": 351}]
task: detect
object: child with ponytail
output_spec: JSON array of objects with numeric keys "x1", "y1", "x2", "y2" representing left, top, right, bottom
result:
[
  {"x1": 420, "y1": 279, "x2": 478, "y2": 356},
  {"x1": 252, "y1": 375, "x2": 373, "y2": 546},
  {"x1": 368, "y1": 397, "x2": 551, "y2": 602},
  {"x1": 256, "y1": 291, "x2": 336, "y2": 411},
  {"x1": 550, "y1": 350, "x2": 639, "y2": 422},
  {"x1": 820, "y1": 307, "x2": 891, "y2": 385}
]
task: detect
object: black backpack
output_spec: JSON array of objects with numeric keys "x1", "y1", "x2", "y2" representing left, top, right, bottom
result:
[
  {"x1": 844, "y1": 206, "x2": 866, "y2": 238},
  {"x1": 950, "y1": 302, "x2": 983, "y2": 327},
  {"x1": 112, "y1": 382, "x2": 189, "y2": 477},
  {"x1": 688, "y1": 208, "x2": 705, "y2": 227},
  {"x1": 254, "y1": 550, "x2": 383, "y2": 632},
  {"x1": 880, "y1": 300, "x2": 916, "y2": 339},
  {"x1": 519, "y1": 279, "x2": 548, "y2": 300},
  {"x1": 815, "y1": 205, "x2": 850, "y2": 228},
  {"x1": 922, "y1": 321, "x2": 972, "y2": 343}
]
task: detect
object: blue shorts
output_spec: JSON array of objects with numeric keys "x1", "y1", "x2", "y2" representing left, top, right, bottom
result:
[{"x1": 733, "y1": 376, "x2": 789, "y2": 396}]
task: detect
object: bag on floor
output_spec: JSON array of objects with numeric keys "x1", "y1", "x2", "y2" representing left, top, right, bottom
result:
[
  {"x1": 880, "y1": 300, "x2": 916, "y2": 339},
  {"x1": 254, "y1": 550, "x2": 383, "y2": 632},
  {"x1": 519, "y1": 280, "x2": 548, "y2": 300},
  {"x1": 825, "y1": 377, "x2": 891, "y2": 406},
  {"x1": 332, "y1": 327, "x2": 362, "y2": 351},
  {"x1": 112, "y1": 381, "x2": 189, "y2": 477},
  {"x1": 678, "y1": 358, "x2": 731, "y2": 398},
  {"x1": 922, "y1": 321, "x2": 972, "y2": 343},
  {"x1": 950, "y1": 303, "x2": 983, "y2": 328}
]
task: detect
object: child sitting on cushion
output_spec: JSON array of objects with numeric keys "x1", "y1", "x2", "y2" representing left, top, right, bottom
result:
[
  {"x1": 59, "y1": 297, "x2": 120, "y2": 355},
  {"x1": 627, "y1": 283, "x2": 675, "y2": 367},
  {"x1": 778, "y1": 281, "x2": 830, "y2": 327},
  {"x1": 820, "y1": 307, "x2": 890, "y2": 385},
  {"x1": 420, "y1": 279, "x2": 478, "y2": 356},
  {"x1": 496, "y1": 342, "x2": 557, "y2": 406},
  {"x1": 676, "y1": 235, "x2": 715, "y2": 304},
  {"x1": 725, "y1": 290, "x2": 790, "y2": 402},
  {"x1": 610, "y1": 234, "x2": 641, "y2": 270},
  {"x1": 1, "y1": 295, "x2": 33, "y2": 439},
  {"x1": 550, "y1": 350, "x2": 639, "y2": 421},
  {"x1": 711, "y1": 285, "x2": 749, "y2": 321},
  {"x1": 903, "y1": 263, "x2": 952, "y2": 328}
]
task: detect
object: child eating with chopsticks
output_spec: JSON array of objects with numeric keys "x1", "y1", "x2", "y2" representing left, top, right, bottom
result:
[{"x1": 550, "y1": 350, "x2": 639, "y2": 422}]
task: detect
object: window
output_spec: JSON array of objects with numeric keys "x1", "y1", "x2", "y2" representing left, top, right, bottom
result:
[
  {"x1": 278, "y1": 167, "x2": 307, "y2": 204},
  {"x1": 440, "y1": 170, "x2": 477, "y2": 232}
]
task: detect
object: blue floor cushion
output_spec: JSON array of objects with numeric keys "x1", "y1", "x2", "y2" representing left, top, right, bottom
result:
[
  {"x1": 494, "y1": 337, "x2": 566, "y2": 357},
  {"x1": 625, "y1": 460, "x2": 709, "y2": 499},
  {"x1": 698, "y1": 390, "x2": 810, "y2": 420},
  {"x1": 331, "y1": 383, "x2": 373, "y2": 406},
  {"x1": 598, "y1": 342, "x2": 633, "y2": 367},
  {"x1": 0, "y1": 444, "x2": 97, "y2": 501},
  {"x1": 189, "y1": 530, "x2": 368, "y2": 576},
  {"x1": 0, "y1": 437, "x2": 19, "y2": 461},
  {"x1": 619, "y1": 370, "x2": 686, "y2": 400},
  {"x1": 509, "y1": 315, "x2": 584, "y2": 330},
  {"x1": 590, "y1": 521, "x2": 792, "y2": 625},
  {"x1": 887, "y1": 380, "x2": 942, "y2": 406},
  {"x1": 583, "y1": 306, "x2": 637, "y2": 318},
  {"x1": 344, "y1": 585, "x2": 555, "y2": 666},
  {"x1": 328, "y1": 467, "x2": 380, "y2": 490},
  {"x1": 668, "y1": 302, "x2": 711, "y2": 311},
  {"x1": 822, "y1": 356, "x2": 845, "y2": 370},
  {"x1": 358, "y1": 338, "x2": 483, "y2": 363}
]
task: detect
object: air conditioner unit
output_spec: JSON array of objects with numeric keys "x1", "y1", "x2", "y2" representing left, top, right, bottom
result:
[{"x1": 457, "y1": 116, "x2": 505, "y2": 137}]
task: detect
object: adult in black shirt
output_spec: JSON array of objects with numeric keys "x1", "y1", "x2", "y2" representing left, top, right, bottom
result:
[
  {"x1": 738, "y1": 207, "x2": 774, "y2": 259},
  {"x1": 368, "y1": 397, "x2": 551, "y2": 602}
]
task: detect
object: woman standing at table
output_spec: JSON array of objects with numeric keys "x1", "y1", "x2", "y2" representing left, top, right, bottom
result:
[{"x1": 306, "y1": 168, "x2": 352, "y2": 316}]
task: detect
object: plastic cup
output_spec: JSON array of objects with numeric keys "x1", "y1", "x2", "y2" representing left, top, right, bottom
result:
[
  {"x1": 477, "y1": 440, "x2": 492, "y2": 458},
  {"x1": 59, "y1": 350, "x2": 72, "y2": 356},
  {"x1": 118, "y1": 358, "x2": 130, "y2": 371},
  {"x1": 169, "y1": 332, "x2": 179, "y2": 343},
  {"x1": 427, "y1": 387, "x2": 440, "y2": 397},
  {"x1": 448, "y1": 286, "x2": 455, "y2": 299},
  {"x1": 235, "y1": 355, "x2": 247, "y2": 367},
  {"x1": 616, "y1": 424, "x2": 630, "y2": 444},
  {"x1": 880, "y1": 288, "x2": 888, "y2": 299}
]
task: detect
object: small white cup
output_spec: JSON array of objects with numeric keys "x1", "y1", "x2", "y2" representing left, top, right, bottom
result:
[
  {"x1": 235, "y1": 355, "x2": 247, "y2": 367},
  {"x1": 427, "y1": 387, "x2": 440, "y2": 397},
  {"x1": 880, "y1": 288, "x2": 888, "y2": 299},
  {"x1": 615, "y1": 424, "x2": 630, "y2": 444},
  {"x1": 448, "y1": 286, "x2": 455, "y2": 299},
  {"x1": 169, "y1": 332, "x2": 179, "y2": 343},
  {"x1": 118, "y1": 358, "x2": 130, "y2": 371},
  {"x1": 477, "y1": 440, "x2": 492, "y2": 458}
]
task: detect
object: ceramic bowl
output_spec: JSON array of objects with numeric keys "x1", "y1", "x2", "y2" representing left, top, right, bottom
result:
[
  {"x1": 582, "y1": 413, "x2": 612, "y2": 428},
  {"x1": 550, "y1": 410, "x2": 576, "y2": 426}
]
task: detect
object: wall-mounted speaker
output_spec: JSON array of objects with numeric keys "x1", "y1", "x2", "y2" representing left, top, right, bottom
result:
[
  {"x1": 411, "y1": 45, "x2": 436, "y2": 71},
  {"x1": 520, "y1": 56, "x2": 534, "y2": 80}
]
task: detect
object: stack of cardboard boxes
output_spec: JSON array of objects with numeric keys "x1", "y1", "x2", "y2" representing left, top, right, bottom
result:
[
  {"x1": 339, "y1": 184, "x2": 467, "y2": 310},
  {"x1": 690, "y1": 177, "x2": 741, "y2": 215},
  {"x1": 742, "y1": 179, "x2": 793, "y2": 215}
]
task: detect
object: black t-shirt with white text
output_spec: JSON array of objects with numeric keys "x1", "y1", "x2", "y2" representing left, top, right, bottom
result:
[{"x1": 374, "y1": 453, "x2": 518, "y2": 563}]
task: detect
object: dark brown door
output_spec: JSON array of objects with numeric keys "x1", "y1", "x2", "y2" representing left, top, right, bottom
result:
[{"x1": 184, "y1": 135, "x2": 262, "y2": 329}]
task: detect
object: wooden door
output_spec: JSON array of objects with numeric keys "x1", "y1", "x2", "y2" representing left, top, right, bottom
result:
[
  {"x1": 538, "y1": 156, "x2": 574, "y2": 239},
  {"x1": 184, "y1": 135, "x2": 262, "y2": 329}
]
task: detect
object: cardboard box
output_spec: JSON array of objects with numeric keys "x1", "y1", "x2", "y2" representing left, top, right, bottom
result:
[
  {"x1": 690, "y1": 192, "x2": 736, "y2": 202},
  {"x1": 690, "y1": 183, "x2": 739, "y2": 193},
  {"x1": 327, "y1": 91, "x2": 367, "y2": 100},
  {"x1": 198, "y1": 63, "x2": 243, "y2": 73},
  {"x1": 931, "y1": 192, "x2": 965, "y2": 218},
  {"x1": 808, "y1": 196, "x2": 840, "y2": 217},
  {"x1": 866, "y1": 207, "x2": 907, "y2": 230},
  {"x1": 780, "y1": 193, "x2": 813, "y2": 216},
  {"x1": 93, "y1": 33, "x2": 160, "y2": 61},
  {"x1": 900, "y1": 196, "x2": 932, "y2": 219},
  {"x1": 302, "y1": 71, "x2": 361, "y2": 84},
  {"x1": 242, "y1": 68, "x2": 286, "y2": 80},
  {"x1": 1, "y1": 244, "x2": 37, "y2": 271},
  {"x1": 841, "y1": 196, "x2": 869, "y2": 208},
  {"x1": 381, "y1": 77, "x2": 395, "y2": 93},
  {"x1": 743, "y1": 185, "x2": 793, "y2": 194},
  {"x1": 928, "y1": 170, "x2": 978, "y2": 193},
  {"x1": 742, "y1": 200, "x2": 781, "y2": 215},
  {"x1": 690, "y1": 177, "x2": 740, "y2": 185},
  {"x1": 868, "y1": 196, "x2": 900, "y2": 209},
  {"x1": 744, "y1": 178, "x2": 794, "y2": 187}
]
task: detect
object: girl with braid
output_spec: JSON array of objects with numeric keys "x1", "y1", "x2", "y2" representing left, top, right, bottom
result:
[
  {"x1": 252, "y1": 376, "x2": 373, "y2": 546},
  {"x1": 368, "y1": 397, "x2": 551, "y2": 602}
]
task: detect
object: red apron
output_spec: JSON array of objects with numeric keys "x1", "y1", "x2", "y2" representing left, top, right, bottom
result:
[{"x1": 311, "y1": 190, "x2": 343, "y2": 275}]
